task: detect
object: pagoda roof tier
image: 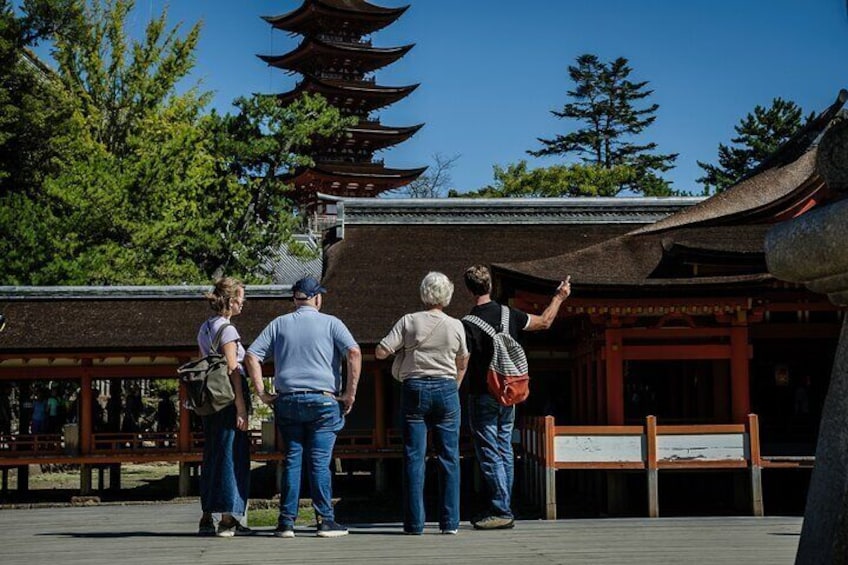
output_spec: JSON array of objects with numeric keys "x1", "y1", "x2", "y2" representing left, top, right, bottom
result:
[
  {"x1": 264, "y1": 0, "x2": 409, "y2": 36},
  {"x1": 259, "y1": 37, "x2": 414, "y2": 75},
  {"x1": 278, "y1": 75, "x2": 419, "y2": 112},
  {"x1": 318, "y1": 121, "x2": 423, "y2": 153},
  {"x1": 289, "y1": 161, "x2": 426, "y2": 198}
]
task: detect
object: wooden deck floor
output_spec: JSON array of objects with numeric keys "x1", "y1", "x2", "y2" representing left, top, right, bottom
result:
[{"x1": 2, "y1": 502, "x2": 801, "y2": 564}]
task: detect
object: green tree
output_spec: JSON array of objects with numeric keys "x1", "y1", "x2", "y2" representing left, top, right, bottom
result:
[
  {"x1": 453, "y1": 160, "x2": 660, "y2": 198},
  {"x1": 697, "y1": 97, "x2": 811, "y2": 194},
  {"x1": 0, "y1": 0, "x2": 352, "y2": 284},
  {"x1": 528, "y1": 53, "x2": 677, "y2": 196},
  {"x1": 0, "y1": 0, "x2": 83, "y2": 284}
]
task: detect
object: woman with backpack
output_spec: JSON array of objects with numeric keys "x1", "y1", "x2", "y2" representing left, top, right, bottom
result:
[
  {"x1": 375, "y1": 272, "x2": 470, "y2": 535},
  {"x1": 196, "y1": 277, "x2": 254, "y2": 537}
]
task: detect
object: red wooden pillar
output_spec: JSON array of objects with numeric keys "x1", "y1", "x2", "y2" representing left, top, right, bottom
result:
[
  {"x1": 80, "y1": 361, "x2": 93, "y2": 455},
  {"x1": 730, "y1": 322, "x2": 751, "y2": 424},
  {"x1": 595, "y1": 352, "x2": 605, "y2": 424},
  {"x1": 605, "y1": 328, "x2": 624, "y2": 425}
]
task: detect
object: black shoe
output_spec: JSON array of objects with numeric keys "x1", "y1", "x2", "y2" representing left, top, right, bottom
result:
[
  {"x1": 274, "y1": 524, "x2": 295, "y2": 538},
  {"x1": 317, "y1": 520, "x2": 349, "y2": 538},
  {"x1": 233, "y1": 523, "x2": 256, "y2": 536}
]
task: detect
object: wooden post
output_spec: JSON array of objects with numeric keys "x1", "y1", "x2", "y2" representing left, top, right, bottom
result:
[
  {"x1": 543, "y1": 416, "x2": 557, "y2": 519},
  {"x1": 596, "y1": 352, "x2": 606, "y2": 424},
  {"x1": 17, "y1": 465, "x2": 29, "y2": 493},
  {"x1": 730, "y1": 317, "x2": 751, "y2": 424},
  {"x1": 748, "y1": 413, "x2": 764, "y2": 517},
  {"x1": 605, "y1": 328, "x2": 625, "y2": 425},
  {"x1": 374, "y1": 367, "x2": 386, "y2": 449},
  {"x1": 179, "y1": 462, "x2": 191, "y2": 497},
  {"x1": 80, "y1": 364, "x2": 93, "y2": 455},
  {"x1": 80, "y1": 464, "x2": 92, "y2": 495},
  {"x1": 646, "y1": 415, "x2": 659, "y2": 517}
]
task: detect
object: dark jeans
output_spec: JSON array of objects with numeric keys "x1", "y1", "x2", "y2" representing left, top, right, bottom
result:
[
  {"x1": 402, "y1": 377, "x2": 461, "y2": 533},
  {"x1": 468, "y1": 393, "x2": 515, "y2": 518},
  {"x1": 274, "y1": 393, "x2": 344, "y2": 526},
  {"x1": 200, "y1": 403, "x2": 251, "y2": 515}
]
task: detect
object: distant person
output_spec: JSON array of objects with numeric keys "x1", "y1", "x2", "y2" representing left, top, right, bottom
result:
[
  {"x1": 245, "y1": 276, "x2": 361, "y2": 538},
  {"x1": 462, "y1": 264, "x2": 571, "y2": 529},
  {"x1": 0, "y1": 385, "x2": 11, "y2": 435},
  {"x1": 156, "y1": 390, "x2": 176, "y2": 433},
  {"x1": 106, "y1": 387, "x2": 122, "y2": 432},
  {"x1": 31, "y1": 389, "x2": 47, "y2": 434},
  {"x1": 46, "y1": 388, "x2": 61, "y2": 433},
  {"x1": 196, "y1": 277, "x2": 255, "y2": 537},
  {"x1": 19, "y1": 384, "x2": 33, "y2": 435},
  {"x1": 121, "y1": 387, "x2": 142, "y2": 433},
  {"x1": 376, "y1": 272, "x2": 469, "y2": 535}
]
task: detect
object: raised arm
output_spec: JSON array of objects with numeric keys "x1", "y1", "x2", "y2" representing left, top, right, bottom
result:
[{"x1": 525, "y1": 276, "x2": 572, "y2": 332}]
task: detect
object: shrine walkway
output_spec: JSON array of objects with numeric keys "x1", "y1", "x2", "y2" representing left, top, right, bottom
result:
[{"x1": 1, "y1": 502, "x2": 800, "y2": 564}]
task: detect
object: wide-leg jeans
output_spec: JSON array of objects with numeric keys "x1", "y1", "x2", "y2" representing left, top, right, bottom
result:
[
  {"x1": 274, "y1": 393, "x2": 344, "y2": 527},
  {"x1": 200, "y1": 402, "x2": 251, "y2": 516},
  {"x1": 468, "y1": 393, "x2": 515, "y2": 518},
  {"x1": 402, "y1": 377, "x2": 461, "y2": 533}
]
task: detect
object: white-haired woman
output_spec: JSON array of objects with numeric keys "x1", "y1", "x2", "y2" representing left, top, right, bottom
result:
[{"x1": 376, "y1": 272, "x2": 469, "y2": 535}]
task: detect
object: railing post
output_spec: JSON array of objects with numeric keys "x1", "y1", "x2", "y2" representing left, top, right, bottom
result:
[
  {"x1": 646, "y1": 415, "x2": 659, "y2": 517},
  {"x1": 747, "y1": 413, "x2": 764, "y2": 517},
  {"x1": 543, "y1": 415, "x2": 557, "y2": 519}
]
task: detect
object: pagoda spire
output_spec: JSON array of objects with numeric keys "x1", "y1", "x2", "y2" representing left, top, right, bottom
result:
[{"x1": 261, "y1": 0, "x2": 424, "y2": 206}]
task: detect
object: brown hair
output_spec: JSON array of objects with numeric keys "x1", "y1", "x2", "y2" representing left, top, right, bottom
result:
[
  {"x1": 204, "y1": 277, "x2": 244, "y2": 314},
  {"x1": 464, "y1": 264, "x2": 492, "y2": 296}
]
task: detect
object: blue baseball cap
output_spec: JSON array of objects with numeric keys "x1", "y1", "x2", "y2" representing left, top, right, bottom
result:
[{"x1": 292, "y1": 276, "x2": 327, "y2": 299}]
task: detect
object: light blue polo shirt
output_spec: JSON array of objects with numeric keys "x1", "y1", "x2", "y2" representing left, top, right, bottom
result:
[{"x1": 247, "y1": 305, "x2": 358, "y2": 394}]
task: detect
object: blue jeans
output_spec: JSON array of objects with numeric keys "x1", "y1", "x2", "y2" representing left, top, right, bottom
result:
[
  {"x1": 200, "y1": 403, "x2": 251, "y2": 515},
  {"x1": 274, "y1": 393, "x2": 344, "y2": 526},
  {"x1": 468, "y1": 393, "x2": 515, "y2": 518},
  {"x1": 402, "y1": 377, "x2": 460, "y2": 533}
]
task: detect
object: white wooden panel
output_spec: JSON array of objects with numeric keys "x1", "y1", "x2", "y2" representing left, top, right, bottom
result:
[
  {"x1": 657, "y1": 433, "x2": 748, "y2": 462},
  {"x1": 554, "y1": 435, "x2": 646, "y2": 463}
]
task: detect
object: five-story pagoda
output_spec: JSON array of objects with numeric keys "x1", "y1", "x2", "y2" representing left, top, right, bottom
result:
[{"x1": 261, "y1": 0, "x2": 425, "y2": 208}]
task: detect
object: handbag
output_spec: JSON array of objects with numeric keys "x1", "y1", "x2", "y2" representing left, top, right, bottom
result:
[
  {"x1": 390, "y1": 316, "x2": 446, "y2": 382},
  {"x1": 177, "y1": 321, "x2": 236, "y2": 416}
]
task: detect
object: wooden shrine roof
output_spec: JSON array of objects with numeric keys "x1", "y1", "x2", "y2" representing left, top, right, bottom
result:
[
  {"x1": 494, "y1": 90, "x2": 848, "y2": 294},
  {"x1": 0, "y1": 287, "x2": 295, "y2": 353}
]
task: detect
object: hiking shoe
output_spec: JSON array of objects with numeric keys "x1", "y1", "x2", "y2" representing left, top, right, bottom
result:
[
  {"x1": 471, "y1": 515, "x2": 514, "y2": 530},
  {"x1": 316, "y1": 520, "x2": 349, "y2": 538},
  {"x1": 440, "y1": 528, "x2": 459, "y2": 535},
  {"x1": 198, "y1": 519, "x2": 216, "y2": 537},
  {"x1": 273, "y1": 524, "x2": 295, "y2": 538}
]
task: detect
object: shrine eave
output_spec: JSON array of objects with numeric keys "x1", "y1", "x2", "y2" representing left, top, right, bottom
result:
[
  {"x1": 258, "y1": 39, "x2": 413, "y2": 73},
  {"x1": 263, "y1": 1, "x2": 409, "y2": 35},
  {"x1": 278, "y1": 77, "x2": 419, "y2": 110}
]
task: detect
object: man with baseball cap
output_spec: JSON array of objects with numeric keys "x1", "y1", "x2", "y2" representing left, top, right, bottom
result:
[{"x1": 245, "y1": 276, "x2": 361, "y2": 538}]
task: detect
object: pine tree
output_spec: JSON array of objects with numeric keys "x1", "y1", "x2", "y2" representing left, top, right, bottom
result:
[
  {"x1": 697, "y1": 98, "x2": 812, "y2": 194},
  {"x1": 528, "y1": 53, "x2": 677, "y2": 195}
]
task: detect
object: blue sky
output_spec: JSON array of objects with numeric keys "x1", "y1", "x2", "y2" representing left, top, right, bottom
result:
[{"x1": 83, "y1": 1, "x2": 848, "y2": 194}]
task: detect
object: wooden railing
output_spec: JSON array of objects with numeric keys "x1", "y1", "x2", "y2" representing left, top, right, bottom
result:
[{"x1": 518, "y1": 414, "x2": 769, "y2": 519}]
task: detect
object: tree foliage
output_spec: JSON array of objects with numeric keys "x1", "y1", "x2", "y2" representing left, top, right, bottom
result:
[
  {"x1": 454, "y1": 160, "x2": 679, "y2": 198},
  {"x1": 527, "y1": 53, "x2": 677, "y2": 196},
  {"x1": 390, "y1": 152, "x2": 459, "y2": 198},
  {"x1": 697, "y1": 97, "x2": 811, "y2": 194},
  {"x1": 0, "y1": 0, "x2": 351, "y2": 285}
]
